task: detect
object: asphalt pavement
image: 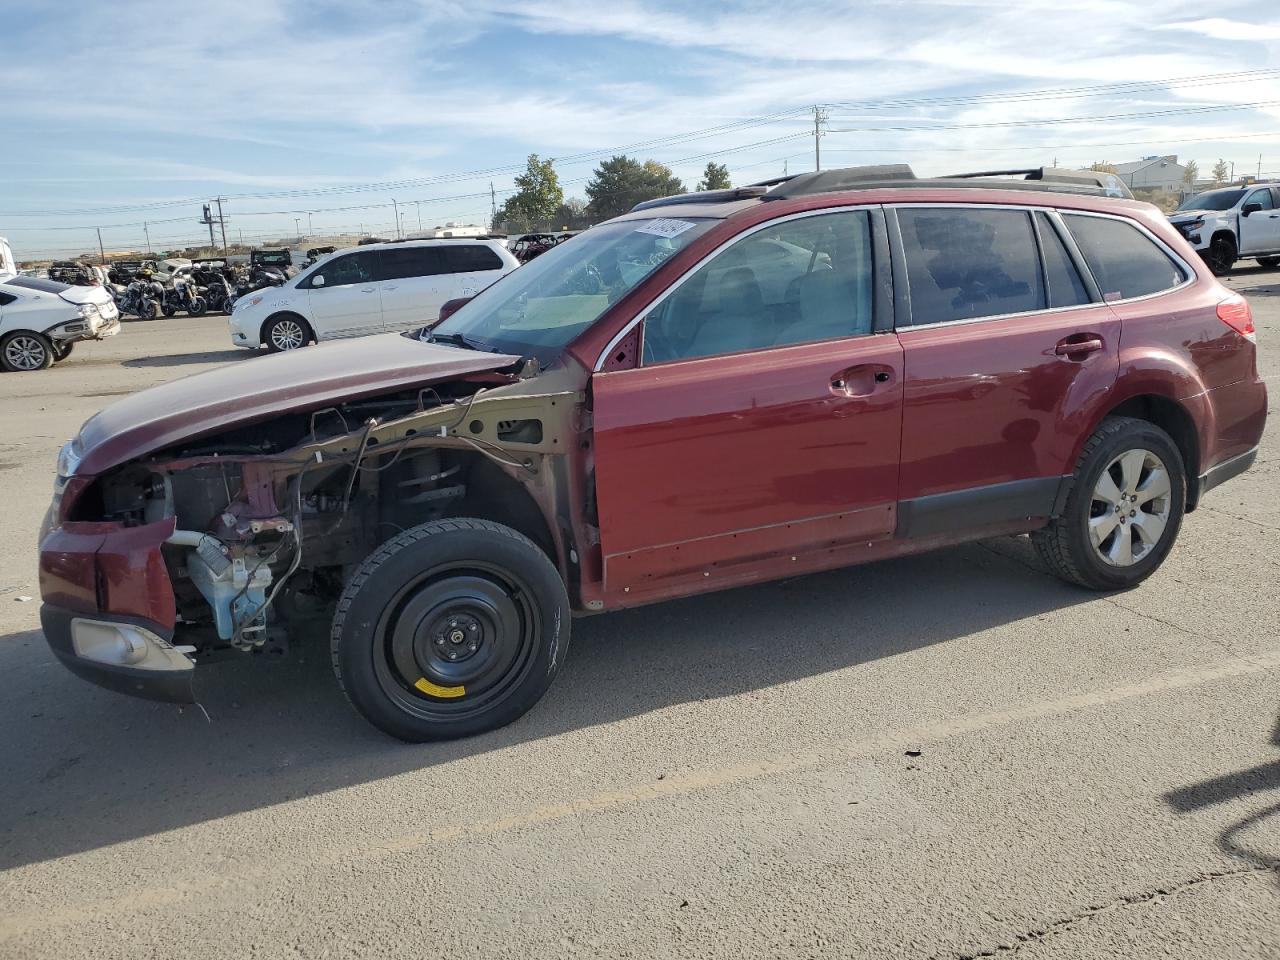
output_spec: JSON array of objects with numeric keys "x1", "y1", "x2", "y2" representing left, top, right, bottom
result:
[{"x1": 0, "y1": 275, "x2": 1278, "y2": 959}]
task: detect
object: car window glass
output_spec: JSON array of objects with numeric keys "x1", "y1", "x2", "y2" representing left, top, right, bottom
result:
[
  {"x1": 898, "y1": 208, "x2": 1045, "y2": 325},
  {"x1": 0, "y1": 291, "x2": 15, "y2": 306},
  {"x1": 380, "y1": 246, "x2": 446, "y2": 280},
  {"x1": 310, "y1": 252, "x2": 376, "y2": 287},
  {"x1": 1062, "y1": 214, "x2": 1186, "y2": 301},
  {"x1": 1035, "y1": 212, "x2": 1091, "y2": 308},
  {"x1": 643, "y1": 210, "x2": 874, "y2": 364},
  {"x1": 1245, "y1": 189, "x2": 1274, "y2": 210},
  {"x1": 444, "y1": 245, "x2": 504, "y2": 273}
]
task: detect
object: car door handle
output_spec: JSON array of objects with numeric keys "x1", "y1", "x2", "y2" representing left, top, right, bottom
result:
[
  {"x1": 1055, "y1": 336, "x2": 1104, "y2": 359},
  {"x1": 831, "y1": 364, "x2": 894, "y2": 397},
  {"x1": 361, "y1": 287, "x2": 377, "y2": 293},
  {"x1": 383, "y1": 285, "x2": 398, "y2": 291}
]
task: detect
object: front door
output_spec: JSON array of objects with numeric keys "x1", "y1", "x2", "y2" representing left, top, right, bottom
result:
[
  {"x1": 303, "y1": 250, "x2": 383, "y2": 339},
  {"x1": 378, "y1": 246, "x2": 457, "y2": 332},
  {"x1": 1239, "y1": 187, "x2": 1280, "y2": 255},
  {"x1": 892, "y1": 206, "x2": 1131, "y2": 535},
  {"x1": 591, "y1": 208, "x2": 903, "y2": 600}
]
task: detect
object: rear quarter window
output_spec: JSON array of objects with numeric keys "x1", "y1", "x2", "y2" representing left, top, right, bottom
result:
[{"x1": 1062, "y1": 214, "x2": 1187, "y2": 301}]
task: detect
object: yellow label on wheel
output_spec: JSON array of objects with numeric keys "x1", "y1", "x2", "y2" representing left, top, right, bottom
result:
[{"x1": 414, "y1": 677, "x2": 466, "y2": 699}]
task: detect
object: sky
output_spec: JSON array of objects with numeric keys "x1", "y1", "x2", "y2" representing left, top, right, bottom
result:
[{"x1": 1, "y1": 0, "x2": 1278, "y2": 258}]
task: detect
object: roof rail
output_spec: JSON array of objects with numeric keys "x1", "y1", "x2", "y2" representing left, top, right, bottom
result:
[
  {"x1": 630, "y1": 184, "x2": 770, "y2": 212},
  {"x1": 944, "y1": 166, "x2": 1133, "y2": 198},
  {"x1": 764, "y1": 164, "x2": 917, "y2": 200}
]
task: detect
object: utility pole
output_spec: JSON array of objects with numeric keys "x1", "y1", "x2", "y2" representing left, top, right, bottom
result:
[
  {"x1": 294, "y1": 217, "x2": 301, "y2": 238},
  {"x1": 1230, "y1": 161, "x2": 1235, "y2": 182},
  {"x1": 490, "y1": 182, "x2": 497, "y2": 225},
  {"x1": 200, "y1": 204, "x2": 216, "y2": 249},
  {"x1": 307, "y1": 211, "x2": 313, "y2": 236},
  {"x1": 143, "y1": 222, "x2": 151, "y2": 254},
  {"x1": 415, "y1": 202, "x2": 423, "y2": 233},
  {"x1": 96, "y1": 227, "x2": 105, "y2": 265},
  {"x1": 1260, "y1": 154, "x2": 1265, "y2": 179},
  {"x1": 813, "y1": 105, "x2": 828, "y2": 172},
  {"x1": 392, "y1": 198, "x2": 401, "y2": 239},
  {"x1": 215, "y1": 197, "x2": 228, "y2": 253}
]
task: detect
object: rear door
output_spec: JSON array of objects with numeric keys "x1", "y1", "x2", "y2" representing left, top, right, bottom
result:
[
  {"x1": 1238, "y1": 187, "x2": 1280, "y2": 255},
  {"x1": 591, "y1": 207, "x2": 904, "y2": 601},
  {"x1": 378, "y1": 245, "x2": 455, "y2": 332},
  {"x1": 892, "y1": 205, "x2": 1121, "y2": 536},
  {"x1": 302, "y1": 250, "x2": 382, "y2": 339}
]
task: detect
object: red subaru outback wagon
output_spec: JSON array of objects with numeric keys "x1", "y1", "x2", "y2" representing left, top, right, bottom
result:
[{"x1": 38, "y1": 164, "x2": 1266, "y2": 741}]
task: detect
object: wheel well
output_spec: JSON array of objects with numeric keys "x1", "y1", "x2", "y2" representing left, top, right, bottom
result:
[
  {"x1": 260, "y1": 311, "x2": 313, "y2": 345},
  {"x1": 1102, "y1": 395, "x2": 1201, "y2": 510},
  {"x1": 1209, "y1": 229, "x2": 1237, "y2": 252},
  {"x1": 447, "y1": 455, "x2": 557, "y2": 562}
]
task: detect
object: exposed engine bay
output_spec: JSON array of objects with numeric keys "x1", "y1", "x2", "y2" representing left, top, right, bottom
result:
[{"x1": 65, "y1": 366, "x2": 585, "y2": 659}]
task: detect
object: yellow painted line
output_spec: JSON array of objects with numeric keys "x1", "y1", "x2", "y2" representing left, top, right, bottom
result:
[
  {"x1": 4, "y1": 647, "x2": 1279, "y2": 938},
  {"x1": 414, "y1": 677, "x2": 465, "y2": 698}
]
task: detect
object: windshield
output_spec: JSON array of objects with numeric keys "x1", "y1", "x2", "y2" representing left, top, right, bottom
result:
[
  {"x1": 1176, "y1": 189, "x2": 1246, "y2": 212},
  {"x1": 432, "y1": 217, "x2": 717, "y2": 363}
]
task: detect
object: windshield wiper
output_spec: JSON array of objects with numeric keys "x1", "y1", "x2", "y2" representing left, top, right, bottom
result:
[{"x1": 427, "y1": 331, "x2": 480, "y2": 351}]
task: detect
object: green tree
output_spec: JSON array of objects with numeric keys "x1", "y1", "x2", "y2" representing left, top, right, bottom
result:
[
  {"x1": 553, "y1": 197, "x2": 588, "y2": 230},
  {"x1": 697, "y1": 161, "x2": 732, "y2": 191},
  {"x1": 1211, "y1": 158, "x2": 1230, "y2": 185},
  {"x1": 497, "y1": 154, "x2": 563, "y2": 231},
  {"x1": 1182, "y1": 159, "x2": 1198, "y2": 185},
  {"x1": 585, "y1": 156, "x2": 686, "y2": 220}
]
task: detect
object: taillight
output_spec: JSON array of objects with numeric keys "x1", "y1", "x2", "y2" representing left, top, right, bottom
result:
[{"x1": 1217, "y1": 293, "x2": 1256, "y2": 343}]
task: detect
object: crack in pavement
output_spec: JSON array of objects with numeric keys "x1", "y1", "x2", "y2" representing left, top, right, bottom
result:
[{"x1": 939, "y1": 864, "x2": 1280, "y2": 959}]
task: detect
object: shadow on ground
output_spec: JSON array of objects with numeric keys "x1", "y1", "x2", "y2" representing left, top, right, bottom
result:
[
  {"x1": 0, "y1": 538, "x2": 1089, "y2": 869},
  {"x1": 1165, "y1": 713, "x2": 1280, "y2": 883},
  {"x1": 121, "y1": 348, "x2": 251, "y2": 368}
]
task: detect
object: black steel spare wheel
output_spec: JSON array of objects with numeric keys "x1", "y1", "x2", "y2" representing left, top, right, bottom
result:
[{"x1": 331, "y1": 518, "x2": 570, "y2": 742}]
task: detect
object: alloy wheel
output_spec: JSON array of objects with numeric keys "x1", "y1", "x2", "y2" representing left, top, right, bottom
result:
[
  {"x1": 270, "y1": 319, "x2": 306, "y2": 350},
  {"x1": 3, "y1": 335, "x2": 48, "y2": 371},
  {"x1": 1088, "y1": 448, "x2": 1172, "y2": 566}
]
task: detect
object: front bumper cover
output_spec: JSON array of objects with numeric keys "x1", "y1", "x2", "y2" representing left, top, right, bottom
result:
[{"x1": 40, "y1": 604, "x2": 195, "y2": 703}]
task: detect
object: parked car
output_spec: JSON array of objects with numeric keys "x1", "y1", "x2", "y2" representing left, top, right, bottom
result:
[
  {"x1": 227, "y1": 238, "x2": 518, "y2": 351},
  {"x1": 1, "y1": 274, "x2": 119, "y2": 371},
  {"x1": 36, "y1": 164, "x2": 1265, "y2": 741},
  {"x1": 1169, "y1": 182, "x2": 1280, "y2": 275}
]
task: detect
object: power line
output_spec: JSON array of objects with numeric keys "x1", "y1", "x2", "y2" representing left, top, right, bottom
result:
[
  {"x1": 6, "y1": 68, "x2": 1277, "y2": 218},
  {"x1": 825, "y1": 100, "x2": 1280, "y2": 133}
]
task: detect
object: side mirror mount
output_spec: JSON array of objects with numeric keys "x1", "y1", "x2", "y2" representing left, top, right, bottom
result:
[
  {"x1": 312, "y1": 274, "x2": 325, "y2": 287},
  {"x1": 437, "y1": 296, "x2": 473, "y2": 324},
  {"x1": 1242, "y1": 202, "x2": 1263, "y2": 217}
]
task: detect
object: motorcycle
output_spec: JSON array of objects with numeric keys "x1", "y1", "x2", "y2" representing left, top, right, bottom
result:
[
  {"x1": 192, "y1": 264, "x2": 234, "y2": 313},
  {"x1": 161, "y1": 278, "x2": 208, "y2": 317},
  {"x1": 115, "y1": 279, "x2": 161, "y2": 320},
  {"x1": 225, "y1": 265, "x2": 286, "y2": 311}
]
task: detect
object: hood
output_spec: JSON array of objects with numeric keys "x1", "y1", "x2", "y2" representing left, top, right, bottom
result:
[
  {"x1": 76, "y1": 335, "x2": 520, "y2": 476},
  {"x1": 1169, "y1": 210, "x2": 1214, "y2": 221}
]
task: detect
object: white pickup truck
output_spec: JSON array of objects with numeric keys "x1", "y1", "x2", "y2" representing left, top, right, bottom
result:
[{"x1": 1168, "y1": 183, "x2": 1280, "y2": 276}]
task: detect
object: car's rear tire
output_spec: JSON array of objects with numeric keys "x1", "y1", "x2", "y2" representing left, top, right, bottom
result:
[
  {"x1": 262, "y1": 313, "x2": 311, "y2": 352},
  {"x1": 331, "y1": 518, "x2": 570, "y2": 742},
  {"x1": 1, "y1": 331, "x2": 54, "y2": 372},
  {"x1": 1259, "y1": 256, "x2": 1280, "y2": 270},
  {"x1": 1204, "y1": 235, "x2": 1236, "y2": 276},
  {"x1": 1034, "y1": 417, "x2": 1185, "y2": 591}
]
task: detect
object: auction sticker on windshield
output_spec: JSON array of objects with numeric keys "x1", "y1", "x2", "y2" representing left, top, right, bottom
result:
[{"x1": 634, "y1": 218, "x2": 698, "y2": 239}]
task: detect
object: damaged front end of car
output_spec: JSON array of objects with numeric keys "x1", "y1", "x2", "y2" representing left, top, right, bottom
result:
[{"x1": 38, "y1": 358, "x2": 585, "y2": 704}]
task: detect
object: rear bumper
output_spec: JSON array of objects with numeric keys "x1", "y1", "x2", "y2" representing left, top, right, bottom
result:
[{"x1": 40, "y1": 604, "x2": 194, "y2": 703}]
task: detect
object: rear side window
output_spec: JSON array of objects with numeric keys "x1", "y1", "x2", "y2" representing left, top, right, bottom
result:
[
  {"x1": 379, "y1": 246, "x2": 446, "y2": 280},
  {"x1": 1063, "y1": 215, "x2": 1186, "y2": 301},
  {"x1": 1035, "y1": 213, "x2": 1091, "y2": 308},
  {"x1": 898, "y1": 208, "x2": 1044, "y2": 325},
  {"x1": 0, "y1": 290, "x2": 15, "y2": 306},
  {"x1": 444, "y1": 245, "x2": 504, "y2": 273}
]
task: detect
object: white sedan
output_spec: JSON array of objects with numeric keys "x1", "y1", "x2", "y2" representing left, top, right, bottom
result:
[
  {"x1": 228, "y1": 238, "x2": 518, "y2": 351},
  {"x1": 0, "y1": 276, "x2": 120, "y2": 372}
]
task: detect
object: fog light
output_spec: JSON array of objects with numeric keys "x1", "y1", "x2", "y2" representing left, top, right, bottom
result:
[{"x1": 72, "y1": 620, "x2": 149, "y2": 665}]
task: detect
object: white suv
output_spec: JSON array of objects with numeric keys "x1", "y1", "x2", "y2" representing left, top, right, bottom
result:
[
  {"x1": 1169, "y1": 183, "x2": 1280, "y2": 276},
  {"x1": 228, "y1": 238, "x2": 519, "y2": 351}
]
